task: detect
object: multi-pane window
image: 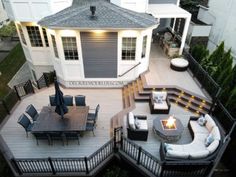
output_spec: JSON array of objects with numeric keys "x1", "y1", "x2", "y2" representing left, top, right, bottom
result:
[
  {"x1": 26, "y1": 26, "x2": 43, "y2": 47},
  {"x1": 51, "y1": 35, "x2": 59, "y2": 58},
  {"x1": 62, "y1": 37, "x2": 78, "y2": 60},
  {"x1": 122, "y1": 37, "x2": 136, "y2": 60},
  {"x1": 17, "y1": 24, "x2": 26, "y2": 45},
  {"x1": 142, "y1": 36, "x2": 147, "y2": 58},
  {"x1": 42, "y1": 28, "x2": 49, "y2": 47}
]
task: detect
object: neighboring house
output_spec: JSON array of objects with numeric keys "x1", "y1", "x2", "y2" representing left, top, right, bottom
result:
[
  {"x1": 197, "y1": 0, "x2": 236, "y2": 62},
  {"x1": 2, "y1": 0, "x2": 191, "y2": 87},
  {"x1": 0, "y1": 0, "x2": 9, "y2": 27}
]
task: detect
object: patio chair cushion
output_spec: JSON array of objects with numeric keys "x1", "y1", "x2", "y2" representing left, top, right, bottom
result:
[
  {"x1": 205, "y1": 114, "x2": 216, "y2": 131},
  {"x1": 154, "y1": 101, "x2": 168, "y2": 110},
  {"x1": 189, "y1": 121, "x2": 209, "y2": 134},
  {"x1": 135, "y1": 119, "x2": 148, "y2": 130},
  {"x1": 166, "y1": 150, "x2": 189, "y2": 159},
  {"x1": 128, "y1": 112, "x2": 135, "y2": 129},
  {"x1": 207, "y1": 140, "x2": 219, "y2": 154},
  {"x1": 211, "y1": 126, "x2": 221, "y2": 141},
  {"x1": 189, "y1": 150, "x2": 209, "y2": 159}
]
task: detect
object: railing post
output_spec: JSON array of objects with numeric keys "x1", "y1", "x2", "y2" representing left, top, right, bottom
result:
[
  {"x1": 137, "y1": 146, "x2": 142, "y2": 165},
  {"x1": 2, "y1": 99, "x2": 10, "y2": 114},
  {"x1": 28, "y1": 80, "x2": 35, "y2": 93},
  {"x1": 209, "y1": 88, "x2": 221, "y2": 114},
  {"x1": 11, "y1": 158, "x2": 22, "y2": 175},
  {"x1": 43, "y1": 73, "x2": 49, "y2": 87},
  {"x1": 84, "y1": 157, "x2": 89, "y2": 174},
  {"x1": 113, "y1": 128, "x2": 117, "y2": 152},
  {"x1": 14, "y1": 86, "x2": 21, "y2": 100},
  {"x1": 48, "y1": 157, "x2": 56, "y2": 175}
]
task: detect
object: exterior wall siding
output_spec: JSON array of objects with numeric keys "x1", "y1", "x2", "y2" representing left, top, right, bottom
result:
[{"x1": 149, "y1": 0, "x2": 178, "y2": 4}]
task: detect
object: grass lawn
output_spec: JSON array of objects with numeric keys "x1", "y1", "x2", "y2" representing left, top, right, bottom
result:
[{"x1": 0, "y1": 43, "x2": 26, "y2": 98}]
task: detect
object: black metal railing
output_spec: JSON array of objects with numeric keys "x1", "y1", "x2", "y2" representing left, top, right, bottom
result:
[
  {"x1": 121, "y1": 137, "x2": 162, "y2": 176},
  {"x1": 0, "y1": 89, "x2": 19, "y2": 122},
  {"x1": 36, "y1": 71, "x2": 56, "y2": 89},
  {"x1": 14, "y1": 80, "x2": 34, "y2": 99},
  {"x1": 183, "y1": 51, "x2": 221, "y2": 99},
  {"x1": 12, "y1": 138, "x2": 114, "y2": 175}
]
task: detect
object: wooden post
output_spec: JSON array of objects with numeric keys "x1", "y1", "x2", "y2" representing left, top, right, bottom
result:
[
  {"x1": 209, "y1": 88, "x2": 221, "y2": 114},
  {"x1": 137, "y1": 146, "x2": 142, "y2": 165},
  {"x1": 11, "y1": 158, "x2": 22, "y2": 175},
  {"x1": 48, "y1": 157, "x2": 56, "y2": 175},
  {"x1": 14, "y1": 86, "x2": 21, "y2": 100},
  {"x1": 84, "y1": 157, "x2": 89, "y2": 174}
]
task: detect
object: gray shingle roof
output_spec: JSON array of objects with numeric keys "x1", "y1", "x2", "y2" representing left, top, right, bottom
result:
[{"x1": 38, "y1": 0, "x2": 157, "y2": 29}]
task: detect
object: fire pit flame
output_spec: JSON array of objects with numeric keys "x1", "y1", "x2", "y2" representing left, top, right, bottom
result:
[{"x1": 166, "y1": 116, "x2": 176, "y2": 129}]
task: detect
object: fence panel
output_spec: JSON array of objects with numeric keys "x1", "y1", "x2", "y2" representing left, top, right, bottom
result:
[
  {"x1": 161, "y1": 161, "x2": 212, "y2": 177},
  {"x1": 14, "y1": 159, "x2": 53, "y2": 174},
  {"x1": 87, "y1": 139, "x2": 114, "y2": 171},
  {"x1": 0, "y1": 101, "x2": 8, "y2": 122},
  {"x1": 36, "y1": 75, "x2": 47, "y2": 89},
  {"x1": 3, "y1": 90, "x2": 19, "y2": 111},
  {"x1": 14, "y1": 80, "x2": 34, "y2": 98},
  {"x1": 52, "y1": 158, "x2": 86, "y2": 173}
]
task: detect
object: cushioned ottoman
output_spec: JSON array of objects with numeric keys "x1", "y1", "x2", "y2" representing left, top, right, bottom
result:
[{"x1": 170, "y1": 58, "x2": 189, "y2": 71}]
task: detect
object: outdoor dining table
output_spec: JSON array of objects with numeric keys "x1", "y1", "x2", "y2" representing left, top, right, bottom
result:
[{"x1": 31, "y1": 106, "x2": 89, "y2": 133}]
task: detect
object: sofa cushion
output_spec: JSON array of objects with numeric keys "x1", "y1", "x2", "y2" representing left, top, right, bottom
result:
[
  {"x1": 136, "y1": 119, "x2": 148, "y2": 130},
  {"x1": 190, "y1": 121, "x2": 209, "y2": 134},
  {"x1": 205, "y1": 114, "x2": 216, "y2": 131},
  {"x1": 205, "y1": 134, "x2": 214, "y2": 147},
  {"x1": 189, "y1": 150, "x2": 209, "y2": 159},
  {"x1": 128, "y1": 112, "x2": 135, "y2": 129},
  {"x1": 211, "y1": 126, "x2": 221, "y2": 141},
  {"x1": 166, "y1": 150, "x2": 189, "y2": 159},
  {"x1": 198, "y1": 116, "x2": 207, "y2": 126},
  {"x1": 154, "y1": 102, "x2": 168, "y2": 110},
  {"x1": 207, "y1": 140, "x2": 219, "y2": 154},
  {"x1": 166, "y1": 144, "x2": 184, "y2": 152}
]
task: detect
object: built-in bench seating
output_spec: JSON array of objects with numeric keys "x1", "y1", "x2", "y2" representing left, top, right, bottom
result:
[
  {"x1": 127, "y1": 112, "x2": 148, "y2": 141},
  {"x1": 160, "y1": 114, "x2": 222, "y2": 160}
]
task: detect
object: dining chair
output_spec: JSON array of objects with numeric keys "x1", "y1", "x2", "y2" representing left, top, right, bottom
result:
[
  {"x1": 33, "y1": 132, "x2": 50, "y2": 145},
  {"x1": 75, "y1": 95, "x2": 86, "y2": 106},
  {"x1": 17, "y1": 113, "x2": 34, "y2": 137},
  {"x1": 86, "y1": 121, "x2": 96, "y2": 136},
  {"x1": 87, "y1": 104, "x2": 100, "y2": 123},
  {"x1": 49, "y1": 95, "x2": 56, "y2": 106},
  {"x1": 63, "y1": 95, "x2": 73, "y2": 106},
  {"x1": 25, "y1": 104, "x2": 39, "y2": 121},
  {"x1": 64, "y1": 132, "x2": 80, "y2": 145},
  {"x1": 49, "y1": 132, "x2": 65, "y2": 146}
]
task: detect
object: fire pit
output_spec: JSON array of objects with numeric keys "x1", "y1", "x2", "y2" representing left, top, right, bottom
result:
[
  {"x1": 153, "y1": 116, "x2": 184, "y2": 142},
  {"x1": 161, "y1": 116, "x2": 176, "y2": 130}
]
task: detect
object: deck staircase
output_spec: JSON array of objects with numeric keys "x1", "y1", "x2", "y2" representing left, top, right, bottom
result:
[{"x1": 122, "y1": 74, "x2": 212, "y2": 115}]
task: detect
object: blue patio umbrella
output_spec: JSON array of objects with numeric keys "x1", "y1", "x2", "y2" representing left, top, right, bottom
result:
[{"x1": 54, "y1": 80, "x2": 68, "y2": 118}]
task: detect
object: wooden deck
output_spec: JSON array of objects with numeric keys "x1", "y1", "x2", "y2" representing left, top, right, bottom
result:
[
  {"x1": 146, "y1": 44, "x2": 209, "y2": 98},
  {"x1": 0, "y1": 87, "x2": 123, "y2": 158}
]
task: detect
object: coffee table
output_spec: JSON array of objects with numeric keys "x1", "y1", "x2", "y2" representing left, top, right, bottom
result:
[{"x1": 153, "y1": 117, "x2": 184, "y2": 142}]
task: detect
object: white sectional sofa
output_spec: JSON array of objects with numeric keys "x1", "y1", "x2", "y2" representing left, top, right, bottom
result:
[{"x1": 160, "y1": 114, "x2": 221, "y2": 160}]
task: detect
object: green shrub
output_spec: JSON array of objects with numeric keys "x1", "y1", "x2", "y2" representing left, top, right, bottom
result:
[
  {"x1": 190, "y1": 45, "x2": 209, "y2": 63},
  {"x1": 0, "y1": 21, "x2": 16, "y2": 37}
]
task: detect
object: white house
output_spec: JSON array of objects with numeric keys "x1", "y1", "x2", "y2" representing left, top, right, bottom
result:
[
  {"x1": 197, "y1": 0, "x2": 236, "y2": 62},
  {"x1": 2, "y1": 0, "x2": 191, "y2": 87},
  {"x1": 0, "y1": 0, "x2": 9, "y2": 27}
]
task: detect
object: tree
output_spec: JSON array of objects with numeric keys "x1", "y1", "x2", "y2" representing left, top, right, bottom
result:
[
  {"x1": 190, "y1": 45, "x2": 209, "y2": 63},
  {"x1": 225, "y1": 87, "x2": 236, "y2": 116}
]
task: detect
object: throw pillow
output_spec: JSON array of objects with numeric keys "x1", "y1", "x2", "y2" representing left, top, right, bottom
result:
[
  {"x1": 198, "y1": 116, "x2": 207, "y2": 126},
  {"x1": 205, "y1": 134, "x2": 214, "y2": 147},
  {"x1": 128, "y1": 112, "x2": 135, "y2": 129},
  {"x1": 135, "y1": 120, "x2": 140, "y2": 129}
]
